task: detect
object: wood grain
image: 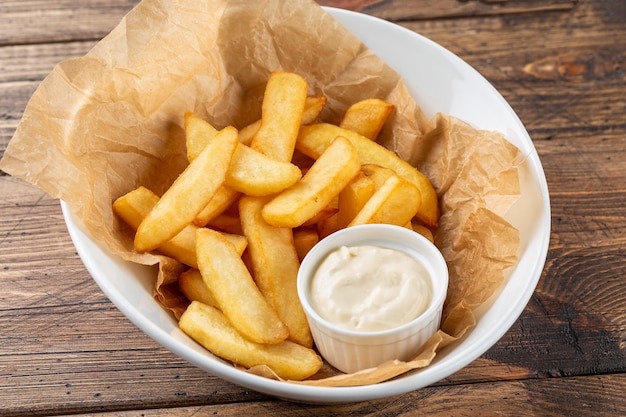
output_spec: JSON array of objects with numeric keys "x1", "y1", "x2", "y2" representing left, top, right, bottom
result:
[
  {"x1": 44, "y1": 375, "x2": 626, "y2": 416},
  {"x1": 1, "y1": 0, "x2": 625, "y2": 415}
]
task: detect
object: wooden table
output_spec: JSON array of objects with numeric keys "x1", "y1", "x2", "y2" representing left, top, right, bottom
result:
[{"x1": 1, "y1": 0, "x2": 625, "y2": 415}]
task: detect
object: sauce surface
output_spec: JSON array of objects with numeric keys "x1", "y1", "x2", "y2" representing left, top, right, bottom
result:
[{"x1": 310, "y1": 245, "x2": 432, "y2": 332}]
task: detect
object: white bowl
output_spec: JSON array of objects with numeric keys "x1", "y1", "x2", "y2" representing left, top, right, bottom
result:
[
  {"x1": 61, "y1": 7, "x2": 550, "y2": 403},
  {"x1": 297, "y1": 224, "x2": 448, "y2": 374}
]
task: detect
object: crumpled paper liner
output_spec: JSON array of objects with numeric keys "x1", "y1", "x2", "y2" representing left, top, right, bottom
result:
[{"x1": 0, "y1": 0, "x2": 521, "y2": 386}]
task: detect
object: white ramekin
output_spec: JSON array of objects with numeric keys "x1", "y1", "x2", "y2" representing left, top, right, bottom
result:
[{"x1": 297, "y1": 224, "x2": 448, "y2": 374}]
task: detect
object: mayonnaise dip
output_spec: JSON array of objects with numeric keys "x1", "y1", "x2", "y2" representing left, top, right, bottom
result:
[{"x1": 310, "y1": 245, "x2": 432, "y2": 332}]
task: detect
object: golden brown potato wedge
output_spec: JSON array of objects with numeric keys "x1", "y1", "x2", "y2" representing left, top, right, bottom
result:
[
  {"x1": 239, "y1": 95, "x2": 327, "y2": 146},
  {"x1": 262, "y1": 136, "x2": 361, "y2": 228},
  {"x1": 179, "y1": 301, "x2": 322, "y2": 380},
  {"x1": 135, "y1": 127, "x2": 238, "y2": 252},
  {"x1": 179, "y1": 269, "x2": 219, "y2": 308},
  {"x1": 410, "y1": 221, "x2": 435, "y2": 243},
  {"x1": 293, "y1": 228, "x2": 320, "y2": 262},
  {"x1": 193, "y1": 186, "x2": 240, "y2": 227},
  {"x1": 297, "y1": 123, "x2": 439, "y2": 227},
  {"x1": 185, "y1": 112, "x2": 302, "y2": 197},
  {"x1": 113, "y1": 186, "x2": 246, "y2": 269},
  {"x1": 239, "y1": 196, "x2": 313, "y2": 348},
  {"x1": 185, "y1": 111, "x2": 218, "y2": 161},
  {"x1": 337, "y1": 171, "x2": 375, "y2": 229},
  {"x1": 225, "y1": 142, "x2": 302, "y2": 196},
  {"x1": 339, "y1": 98, "x2": 395, "y2": 140},
  {"x1": 251, "y1": 71, "x2": 308, "y2": 162},
  {"x1": 349, "y1": 172, "x2": 422, "y2": 227},
  {"x1": 196, "y1": 228, "x2": 289, "y2": 344}
]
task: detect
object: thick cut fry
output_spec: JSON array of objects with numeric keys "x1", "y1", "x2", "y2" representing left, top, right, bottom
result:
[
  {"x1": 113, "y1": 186, "x2": 246, "y2": 268},
  {"x1": 251, "y1": 71, "x2": 308, "y2": 162},
  {"x1": 196, "y1": 228, "x2": 288, "y2": 344},
  {"x1": 134, "y1": 127, "x2": 238, "y2": 252},
  {"x1": 297, "y1": 123, "x2": 439, "y2": 227},
  {"x1": 225, "y1": 142, "x2": 302, "y2": 196},
  {"x1": 179, "y1": 301, "x2": 322, "y2": 380},
  {"x1": 113, "y1": 186, "x2": 199, "y2": 267},
  {"x1": 339, "y1": 98, "x2": 395, "y2": 140},
  {"x1": 206, "y1": 212, "x2": 243, "y2": 235},
  {"x1": 410, "y1": 221, "x2": 435, "y2": 243},
  {"x1": 185, "y1": 111, "x2": 302, "y2": 196},
  {"x1": 185, "y1": 111, "x2": 218, "y2": 161},
  {"x1": 349, "y1": 173, "x2": 422, "y2": 227},
  {"x1": 239, "y1": 196, "x2": 313, "y2": 348},
  {"x1": 262, "y1": 136, "x2": 361, "y2": 228},
  {"x1": 239, "y1": 96, "x2": 327, "y2": 146},
  {"x1": 337, "y1": 171, "x2": 375, "y2": 229},
  {"x1": 179, "y1": 269, "x2": 219, "y2": 308},
  {"x1": 360, "y1": 163, "x2": 395, "y2": 188},
  {"x1": 299, "y1": 205, "x2": 338, "y2": 227},
  {"x1": 113, "y1": 186, "x2": 159, "y2": 230},
  {"x1": 194, "y1": 186, "x2": 240, "y2": 227},
  {"x1": 293, "y1": 228, "x2": 319, "y2": 262}
]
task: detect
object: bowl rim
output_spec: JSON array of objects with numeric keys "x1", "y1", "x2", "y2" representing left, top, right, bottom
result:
[{"x1": 61, "y1": 6, "x2": 551, "y2": 404}]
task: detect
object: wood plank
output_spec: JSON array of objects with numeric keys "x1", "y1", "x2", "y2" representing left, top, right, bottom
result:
[
  {"x1": 0, "y1": 41, "x2": 95, "y2": 158},
  {"x1": 64, "y1": 374, "x2": 626, "y2": 417},
  {"x1": 0, "y1": 0, "x2": 139, "y2": 45},
  {"x1": 319, "y1": 0, "x2": 577, "y2": 20},
  {"x1": 0, "y1": 0, "x2": 579, "y2": 46}
]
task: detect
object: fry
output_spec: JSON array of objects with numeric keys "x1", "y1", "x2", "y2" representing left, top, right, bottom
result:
[
  {"x1": 251, "y1": 71, "x2": 308, "y2": 162},
  {"x1": 206, "y1": 212, "x2": 243, "y2": 235},
  {"x1": 262, "y1": 136, "x2": 361, "y2": 228},
  {"x1": 410, "y1": 221, "x2": 435, "y2": 243},
  {"x1": 317, "y1": 212, "x2": 340, "y2": 239},
  {"x1": 339, "y1": 98, "x2": 395, "y2": 140},
  {"x1": 185, "y1": 111, "x2": 302, "y2": 197},
  {"x1": 185, "y1": 111, "x2": 218, "y2": 161},
  {"x1": 349, "y1": 172, "x2": 421, "y2": 227},
  {"x1": 297, "y1": 123, "x2": 439, "y2": 227},
  {"x1": 225, "y1": 142, "x2": 302, "y2": 196},
  {"x1": 239, "y1": 196, "x2": 313, "y2": 348},
  {"x1": 113, "y1": 186, "x2": 245, "y2": 268},
  {"x1": 179, "y1": 301, "x2": 322, "y2": 380},
  {"x1": 293, "y1": 228, "x2": 319, "y2": 262},
  {"x1": 193, "y1": 186, "x2": 240, "y2": 227},
  {"x1": 135, "y1": 127, "x2": 238, "y2": 252},
  {"x1": 337, "y1": 171, "x2": 375, "y2": 229},
  {"x1": 239, "y1": 95, "x2": 327, "y2": 146},
  {"x1": 360, "y1": 163, "x2": 395, "y2": 187},
  {"x1": 196, "y1": 228, "x2": 289, "y2": 344},
  {"x1": 179, "y1": 269, "x2": 219, "y2": 308}
]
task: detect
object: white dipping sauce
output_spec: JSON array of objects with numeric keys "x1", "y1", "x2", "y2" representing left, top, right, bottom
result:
[{"x1": 310, "y1": 245, "x2": 432, "y2": 332}]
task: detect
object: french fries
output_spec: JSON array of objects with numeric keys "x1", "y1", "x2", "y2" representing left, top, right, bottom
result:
[
  {"x1": 240, "y1": 196, "x2": 313, "y2": 348},
  {"x1": 185, "y1": 112, "x2": 302, "y2": 197},
  {"x1": 297, "y1": 123, "x2": 439, "y2": 227},
  {"x1": 112, "y1": 70, "x2": 440, "y2": 379},
  {"x1": 113, "y1": 186, "x2": 245, "y2": 269},
  {"x1": 239, "y1": 95, "x2": 327, "y2": 146},
  {"x1": 134, "y1": 126, "x2": 238, "y2": 252},
  {"x1": 196, "y1": 228, "x2": 289, "y2": 344},
  {"x1": 349, "y1": 171, "x2": 422, "y2": 227},
  {"x1": 178, "y1": 269, "x2": 219, "y2": 308},
  {"x1": 336, "y1": 171, "x2": 375, "y2": 229},
  {"x1": 261, "y1": 136, "x2": 361, "y2": 228},
  {"x1": 251, "y1": 71, "x2": 308, "y2": 162},
  {"x1": 179, "y1": 301, "x2": 322, "y2": 381},
  {"x1": 339, "y1": 98, "x2": 395, "y2": 140}
]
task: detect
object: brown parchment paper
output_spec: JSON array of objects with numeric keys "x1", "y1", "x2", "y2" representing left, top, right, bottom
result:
[{"x1": 0, "y1": 0, "x2": 522, "y2": 386}]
